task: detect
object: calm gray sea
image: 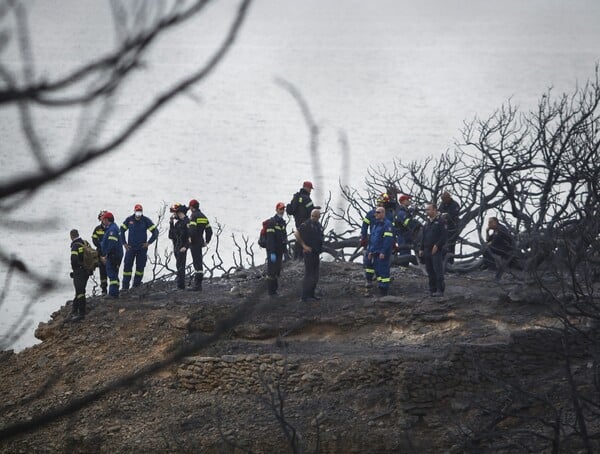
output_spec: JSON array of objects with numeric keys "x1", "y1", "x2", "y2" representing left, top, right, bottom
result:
[{"x1": 1, "y1": 0, "x2": 600, "y2": 350}]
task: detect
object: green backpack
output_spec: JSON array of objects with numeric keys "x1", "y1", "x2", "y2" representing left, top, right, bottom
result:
[{"x1": 81, "y1": 240, "x2": 99, "y2": 272}]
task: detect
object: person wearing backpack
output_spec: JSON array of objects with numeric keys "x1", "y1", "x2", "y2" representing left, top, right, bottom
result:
[
  {"x1": 119, "y1": 204, "x2": 158, "y2": 290},
  {"x1": 286, "y1": 181, "x2": 315, "y2": 260},
  {"x1": 168, "y1": 204, "x2": 189, "y2": 290},
  {"x1": 91, "y1": 210, "x2": 108, "y2": 295},
  {"x1": 100, "y1": 211, "x2": 124, "y2": 298},
  {"x1": 266, "y1": 202, "x2": 288, "y2": 297},
  {"x1": 69, "y1": 229, "x2": 90, "y2": 321}
]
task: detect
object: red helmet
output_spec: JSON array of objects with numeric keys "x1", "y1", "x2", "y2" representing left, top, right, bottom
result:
[
  {"x1": 399, "y1": 194, "x2": 411, "y2": 203},
  {"x1": 276, "y1": 202, "x2": 285, "y2": 211},
  {"x1": 134, "y1": 204, "x2": 143, "y2": 211},
  {"x1": 303, "y1": 181, "x2": 314, "y2": 190},
  {"x1": 188, "y1": 199, "x2": 199, "y2": 209},
  {"x1": 101, "y1": 211, "x2": 114, "y2": 222}
]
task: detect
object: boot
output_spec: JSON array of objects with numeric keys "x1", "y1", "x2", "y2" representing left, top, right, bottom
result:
[{"x1": 379, "y1": 287, "x2": 388, "y2": 296}]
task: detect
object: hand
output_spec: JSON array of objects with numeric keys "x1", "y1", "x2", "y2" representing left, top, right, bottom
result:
[
  {"x1": 124, "y1": 244, "x2": 131, "y2": 251},
  {"x1": 69, "y1": 272, "x2": 74, "y2": 278},
  {"x1": 379, "y1": 253, "x2": 385, "y2": 260},
  {"x1": 142, "y1": 242, "x2": 149, "y2": 249},
  {"x1": 432, "y1": 245, "x2": 438, "y2": 255},
  {"x1": 419, "y1": 250, "x2": 423, "y2": 257},
  {"x1": 101, "y1": 256, "x2": 107, "y2": 264},
  {"x1": 270, "y1": 253, "x2": 277, "y2": 263},
  {"x1": 302, "y1": 245, "x2": 312, "y2": 253},
  {"x1": 359, "y1": 238, "x2": 368, "y2": 248},
  {"x1": 179, "y1": 247, "x2": 187, "y2": 253}
]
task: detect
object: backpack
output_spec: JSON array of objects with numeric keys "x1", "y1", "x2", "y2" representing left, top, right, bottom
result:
[
  {"x1": 258, "y1": 219, "x2": 270, "y2": 248},
  {"x1": 81, "y1": 240, "x2": 99, "y2": 272}
]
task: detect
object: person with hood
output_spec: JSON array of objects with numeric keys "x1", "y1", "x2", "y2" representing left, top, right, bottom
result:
[{"x1": 119, "y1": 204, "x2": 158, "y2": 289}]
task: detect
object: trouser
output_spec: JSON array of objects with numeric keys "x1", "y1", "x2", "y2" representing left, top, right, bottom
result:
[
  {"x1": 447, "y1": 229, "x2": 457, "y2": 264},
  {"x1": 363, "y1": 250, "x2": 375, "y2": 282},
  {"x1": 302, "y1": 252, "x2": 320, "y2": 299},
  {"x1": 98, "y1": 261, "x2": 108, "y2": 294},
  {"x1": 106, "y1": 255, "x2": 122, "y2": 297},
  {"x1": 122, "y1": 248, "x2": 147, "y2": 289},
  {"x1": 293, "y1": 241, "x2": 304, "y2": 261},
  {"x1": 72, "y1": 269, "x2": 89, "y2": 315},
  {"x1": 175, "y1": 248, "x2": 187, "y2": 289},
  {"x1": 189, "y1": 243, "x2": 204, "y2": 289},
  {"x1": 373, "y1": 254, "x2": 391, "y2": 293},
  {"x1": 424, "y1": 253, "x2": 445, "y2": 293},
  {"x1": 266, "y1": 251, "x2": 283, "y2": 295}
]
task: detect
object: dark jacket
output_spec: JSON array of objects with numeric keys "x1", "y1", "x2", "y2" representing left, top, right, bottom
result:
[
  {"x1": 101, "y1": 222, "x2": 124, "y2": 259},
  {"x1": 287, "y1": 188, "x2": 314, "y2": 227},
  {"x1": 439, "y1": 199, "x2": 460, "y2": 232},
  {"x1": 120, "y1": 215, "x2": 158, "y2": 249},
  {"x1": 188, "y1": 209, "x2": 213, "y2": 246},
  {"x1": 70, "y1": 237, "x2": 85, "y2": 272},
  {"x1": 169, "y1": 216, "x2": 190, "y2": 251},
  {"x1": 421, "y1": 215, "x2": 448, "y2": 256},
  {"x1": 487, "y1": 223, "x2": 514, "y2": 257},
  {"x1": 297, "y1": 219, "x2": 324, "y2": 255},
  {"x1": 368, "y1": 218, "x2": 394, "y2": 256},
  {"x1": 91, "y1": 223, "x2": 105, "y2": 255},
  {"x1": 266, "y1": 215, "x2": 287, "y2": 254}
]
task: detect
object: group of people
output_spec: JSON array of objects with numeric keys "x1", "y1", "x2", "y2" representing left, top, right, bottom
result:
[{"x1": 69, "y1": 180, "x2": 517, "y2": 320}]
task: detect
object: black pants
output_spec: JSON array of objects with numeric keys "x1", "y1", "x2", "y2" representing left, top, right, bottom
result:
[
  {"x1": 72, "y1": 269, "x2": 89, "y2": 315},
  {"x1": 302, "y1": 252, "x2": 320, "y2": 299},
  {"x1": 98, "y1": 262, "x2": 107, "y2": 293},
  {"x1": 267, "y1": 252, "x2": 283, "y2": 295},
  {"x1": 189, "y1": 243, "x2": 204, "y2": 288},
  {"x1": 423, "y1": 253, "x2": 445, "y2": 294},
  {"x1": 175, "y1": 249, "x2": 187, "y2": 289},
  {"x1": 447, "y1": 229, "x2": 457, "y2": 264},
  {"x1": 293, "y1": 241, "x2": 304, "y2": 261}
]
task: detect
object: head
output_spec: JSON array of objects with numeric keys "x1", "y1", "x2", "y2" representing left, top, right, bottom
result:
[
  {"x1": 275, "y1": 202, "x2": 285, "y2": 216},
  {"x1": 176, "y1": 204, "x2": 188, "y2": 220},
  {"x1": 425, "y1": 203, "x2": 437, "y2": 219},
  {"x1": 441, "y1": 191, "x2": 452, "y2": 203},
  {"x1": 303, "y1": 181, "x2": 314, "y2": 193},
  {"x1": 188, "y1": 199, "x2": 199, "y2": 210},
  {"x1": 488, "y1": 217, "x2": 499, "y2": 229},
  {"x1": 399, "y1": 194, "x2": 411, "y2": 207},
  {"x1": 169, "y1": 203, "x2": 181, "y2": 214},
  {"x1": 377, "y1": 193, "x2": 390, "y2": 207},
  {"x1": 101, "y1": 211, "x2": 114, "y2": 226},
  {"x1": 375, "y1": 206, "x2": 386, "y2": 220},
  {"x1": 310, "y1": 208, "x2": 321, "y2": 222},
  {"x1": 97, "y1": 210, "x2": 107, "y2": 221},
  {"x1": 134, "y1": 204, "x2": 143, "y2": 218},
  {"x1": 70, "y1": 229, "x2": 79, "y2": 240}
]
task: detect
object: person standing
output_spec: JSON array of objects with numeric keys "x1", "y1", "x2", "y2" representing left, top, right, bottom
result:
[
  {"x1": 360, "y1": 194, "x2": 388, "y2": 287},
  {"x1": 286, "y1": 181, "x2": 315, "y2": 260},
  {"x1": 69, "y1": 229, "x2": 89, "y2": 321},
  {"x1": 187, "y1": 198, "x2": 213, "y2": 291},
  {"x1": 483, "y1": 217, "x2": 516, "y2": 271},
  {"x1": 438, "y1": 191, "x2": 461, "y2": 264},
  {"x1": 168, "y1": 204, "x2": 189, "y2": 290},
  {"x1": 91, "y1": 210, "x2": 108, "y2": 295},
  {"x1": 367, "y1": 207, "x2": 395, "y2": 296},
  {"x1": 295, "y1": 209, "x2": 324, "y2": 302},
  {"x1": 266, "y1": 202, "x2": 288, "y2": 297},
  {"x1": 419, "y1": 203, "x2": 448, "y2": 297},
  {"x1": 395, "y1": 194, "x2": 416, "y2": 255},
  {"x1": 100, "y1": 211, "x2": 123, "y2": 298},
  {"x1": 119, "y1": 204, "x2": 158, "y2": 290}
]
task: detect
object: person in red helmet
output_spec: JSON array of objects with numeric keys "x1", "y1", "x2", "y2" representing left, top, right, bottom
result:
[
  {"x1": 286, "y1": 181, "x2": 315, "y2": 260},
  {"x1": 91, "y1": 210, "x2": 108, "y2": 295},
  {"x1": 119, "y1": 204, "x2": 158, "y2": 289},
  {"x1": 168, "y1": 204, "x2": 189, "y2": 290},
  {"x1": 187, "y1": 198, "x2": 213, "y2": 291},
  {"x1": 265, "y1": 202, "x2": 288, "y2": 297},
  {"x1": 100, "y1": 211, "x2": 124, "y2": 298}
]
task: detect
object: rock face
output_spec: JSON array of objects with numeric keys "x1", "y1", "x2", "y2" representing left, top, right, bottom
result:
[{"x1": 0, "y1": 261, "x2": 596, "y2": 452}]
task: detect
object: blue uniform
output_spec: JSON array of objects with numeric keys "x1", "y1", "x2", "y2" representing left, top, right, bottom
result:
[
  {"x1": 265, "y1": 214, "x2": 287, "y2": 295},
  {"x1": 101, "y1": 222, "x2": 124, "y2": 297},
  {"x1": 368, "y1": 218, "x2": 394, "y2": 293},
  {"x1": 120, "y1": 215, "x2": 158, "y2": 289},
  {"x1": 394, "y1": 205, "x2": 415, "y2": 252}
]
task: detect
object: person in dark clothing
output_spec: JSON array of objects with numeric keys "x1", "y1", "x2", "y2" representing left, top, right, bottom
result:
[
  {"x1": 287, "y1": 181, "x2": 315, "y2": 260},
  {"x1": 367, "y1": 207, "x2": 395, "y2": 296},
  {"x1": 266, "y1": 202, "x2": 288, "y2": 296},
  {"x1": 168, "y1": 204, "x2": 189, "y2": 290},
  {"x1": 438, "y1": 191, "x2": 461, "y2": 264},
  {"x1": 295, "y1": 209, "x2": 324, "y2": 301},
  {"x1": 120, "y1": 204, "x2": 158, "y2": 289},
  {"x1": 187, "y1": 198, "x2": 213, "y2": 291},
  {"x1": 482, "y1": 217, "x2": 516, "y2": 271},
  {"x1": 419, "y1": 203, "x2": 448, "y2": 297},
  {"x1": 395, "y1": 194, "x2": 416, "y2": 255},
  {"x1": 91, "y1": 210, "x2": 108, "y2": 295},
  {"x1": 69, "y1": 229, "x2": 90, "y2": 321},
  {"x1": 100, "y1": 211, "x2": 124, "y2": 298}
]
